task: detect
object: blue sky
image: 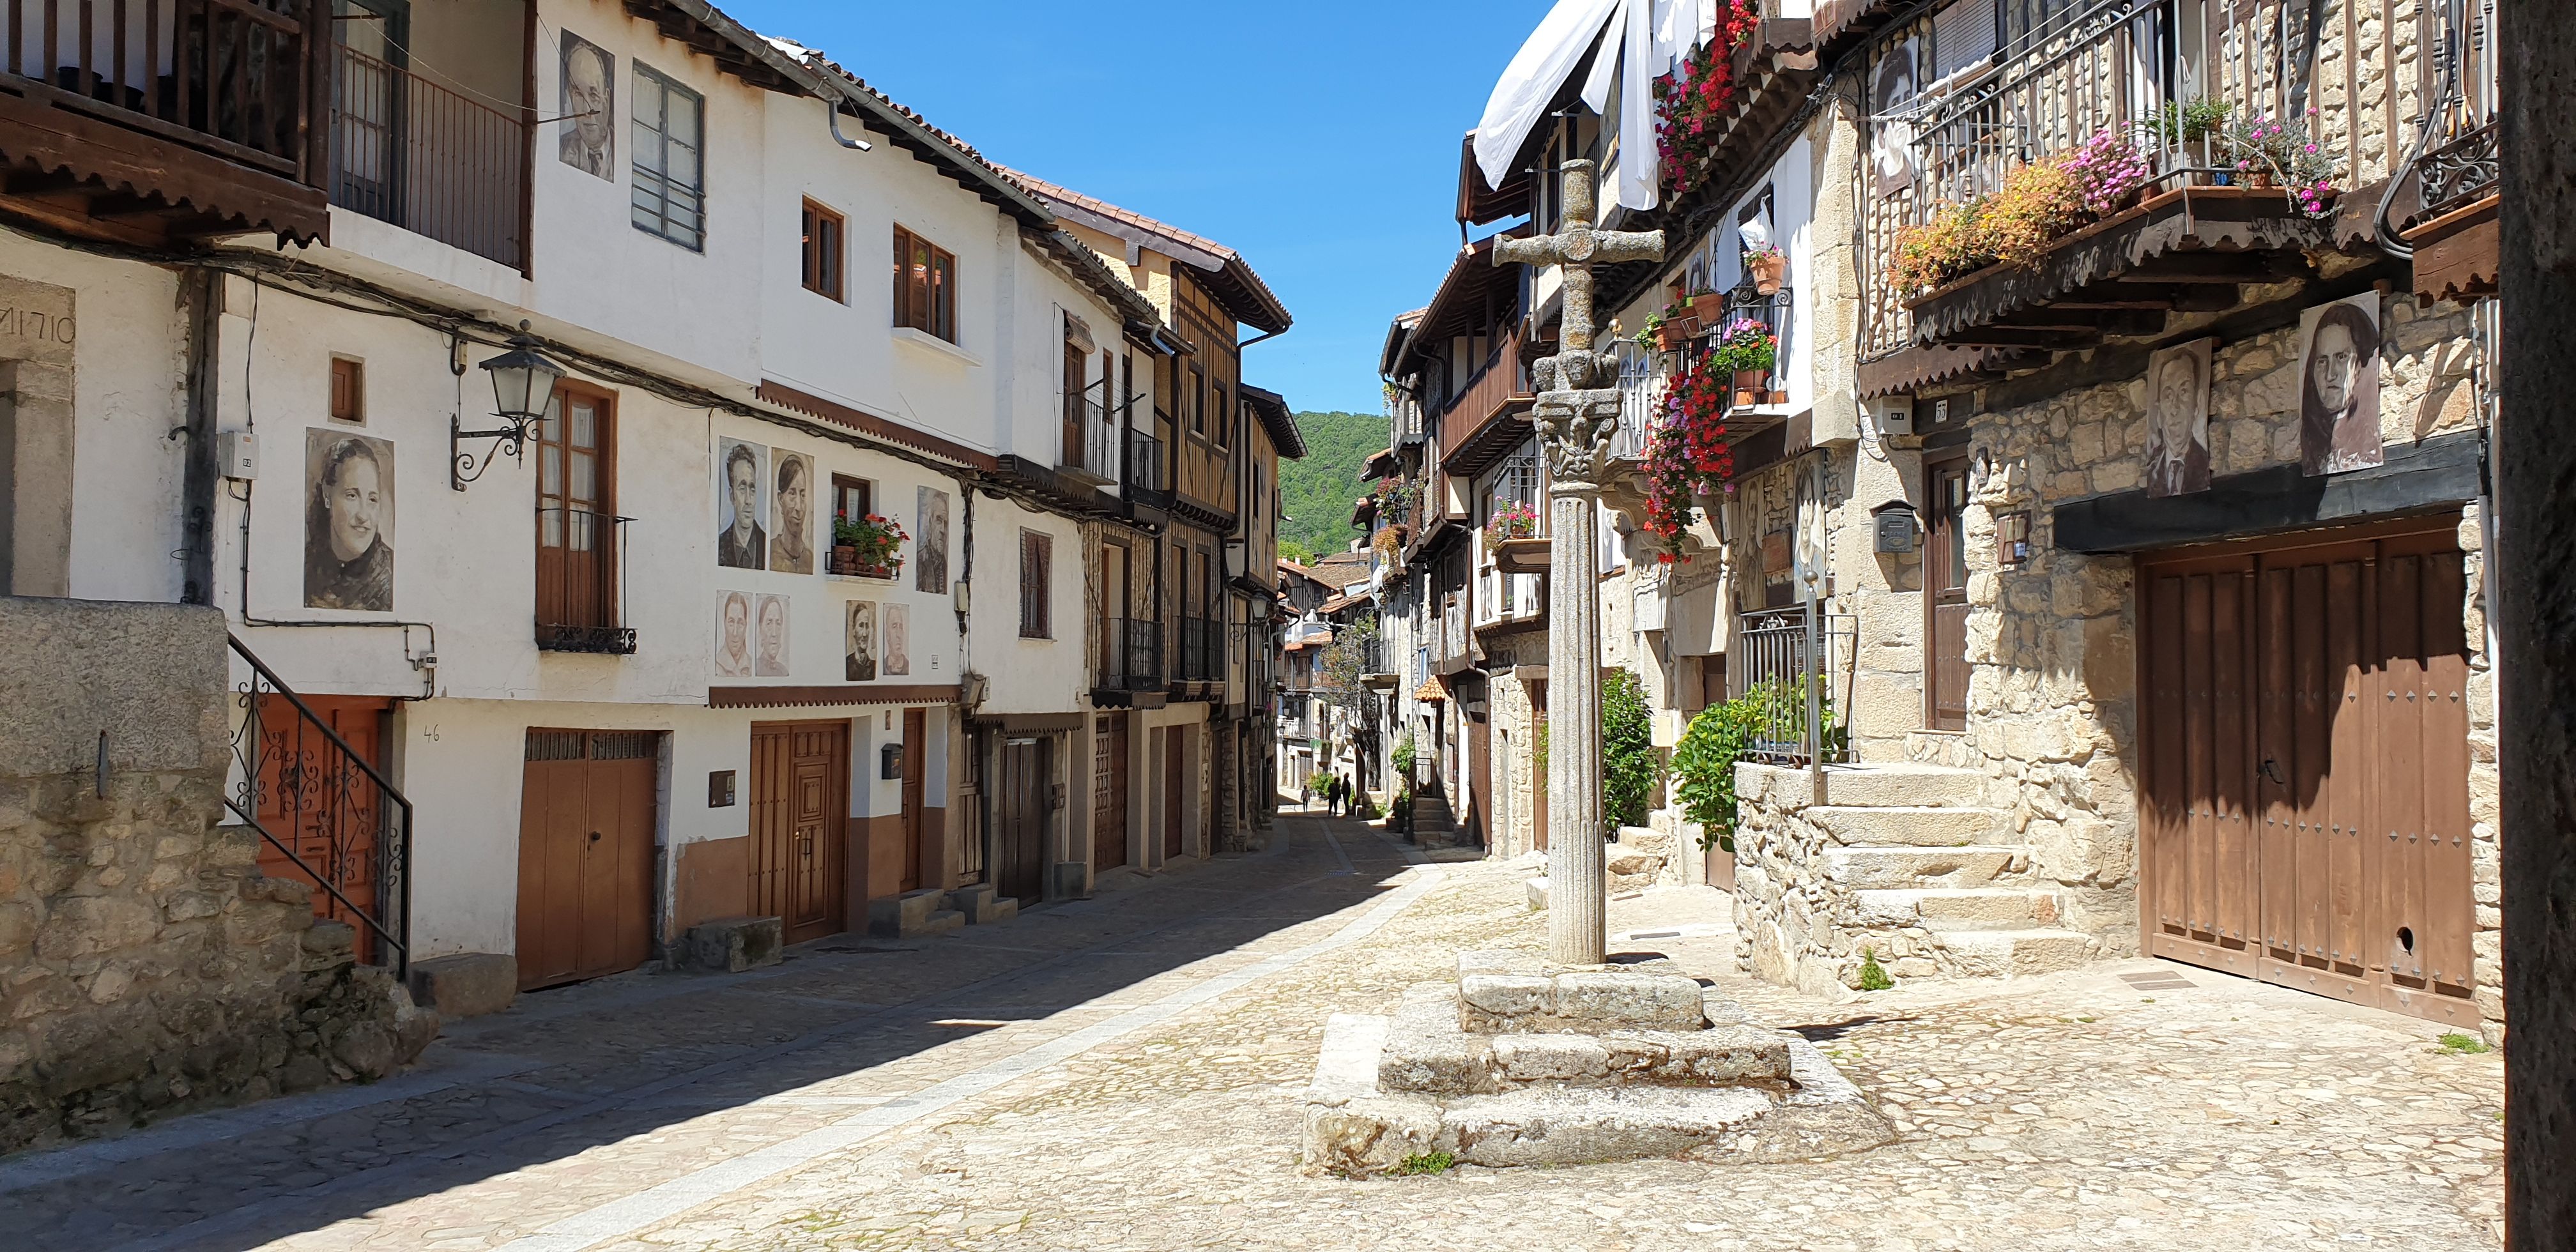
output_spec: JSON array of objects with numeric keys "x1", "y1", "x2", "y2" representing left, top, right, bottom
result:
[{"x1": 726, "y1": 0, "x2": 1557, "y2": 416}]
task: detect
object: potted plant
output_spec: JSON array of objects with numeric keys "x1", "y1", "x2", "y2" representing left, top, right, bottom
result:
[
  {"x1": 1745, "y1": 243, "x2": 1787, "y2": 295},
  {"x1": 831, "y1": 511, "x2": 908, "y2": 577},
  {"x1": 1483, "y1": 501, "x2": 1538, "y2": 542},
  {"x1": 2141, "y1": 96, "x2": 2234, "y2": 182},
  {"x1": 1709, "y1": 315, "x2": 1778, "y2": 401},
  {"x1": 2064, "y1": 128, "x2": 2150, "y2": 217},
  {"x1": 2225, "y1": 112, "x2": 2342, "y2": 216},
  {"x1": 1688, "y1": 282, "x2": 1727, "y2": 323},
  {"x1": 1636, "y1": 309, "x2": 1667, "y2": 349}
]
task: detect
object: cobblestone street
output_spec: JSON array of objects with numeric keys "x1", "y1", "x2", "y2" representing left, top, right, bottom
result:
[{"x1": 1, "y1": 813, "x2": 2504, "y2": 1251}]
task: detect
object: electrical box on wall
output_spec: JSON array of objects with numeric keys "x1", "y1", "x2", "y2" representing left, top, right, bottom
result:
[
  {"x1": 707, "y1": 770, "x2": 737, "y2": 807},
  {"x1": 1866, "y1": 397, "x2": 1913, "y2": 438},
  {"x1": 217, "y1": 430, "x2": 258, "y2": 480},
  {"x1": 880, "y1": 742, "x2": 903, "y2": 780}
]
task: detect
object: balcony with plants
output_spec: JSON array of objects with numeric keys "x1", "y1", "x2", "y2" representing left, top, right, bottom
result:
[
  {"x1": 1855, "y1": 0, "x2": 2404, "y2": 363},
  {"x1": 828, "y1": 510, "x2": 907, "y2": 579}
]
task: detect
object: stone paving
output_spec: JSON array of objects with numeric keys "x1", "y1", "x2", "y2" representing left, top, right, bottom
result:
[{"x1": 0, "y1": 813, "x2": 2504, "y2": 1251}]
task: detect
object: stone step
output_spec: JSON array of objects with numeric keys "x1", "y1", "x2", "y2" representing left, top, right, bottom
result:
[
  {"x1": 1851, "y1": 888, "x2": 2062, "y2": 931},
  {"x1": 1615, "y1": 825, "x2": 1671, "y2": 853},
  {"x1": 1742, "y1": 762, "x2": 1988, "y2": 811},
  {"x1": 1377, "y1": 982, "x2": 1789, "y2": 1097},
  {"x1": 1931, "y1": 928, "x2": 2103, "y2": 977},
  {"x1": 1820, "y1": 845, "x2": 2025, "y2": 890},
  {"x1": 1809, "y1": 805, "x2": 2003, "y2": 848}
]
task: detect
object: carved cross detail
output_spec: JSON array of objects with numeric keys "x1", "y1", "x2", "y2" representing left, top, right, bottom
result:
[{"x1": 1493, "y1": 158, "x2": 1664, "y2": 393}]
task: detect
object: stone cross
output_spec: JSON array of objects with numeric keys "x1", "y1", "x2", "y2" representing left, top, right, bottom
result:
[{"x1": 1493, "y1": 159, "x2": 1663, "y2": 966}]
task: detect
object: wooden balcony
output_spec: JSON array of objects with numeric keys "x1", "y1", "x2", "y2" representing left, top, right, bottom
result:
[{"x1": 0, "y1": 0, "x2": 330, "y2": 245}]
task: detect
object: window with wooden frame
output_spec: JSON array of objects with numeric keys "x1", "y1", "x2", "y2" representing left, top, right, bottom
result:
[
  {"x1": 1018, "y1": 530, "x2": 1052, "y2": 638},
  {"x1": 1211, "y1": 382, "x2": 1230, "y2": 449},
  {"x1": 1062, "y1": 328, "x2": 1088, "y2": 467},
  {"x1": 329, "y1": 357, "x2": 364, "y2": 424},
  {"x1": 535, "y1": 385, "x2": 631, "y2": 653},
  {"x1": 893, "y1": 225, "x2": 957, "y2": 342},
  {"x1": 630, "y1": 63, "x2": 705, "y2": 250},
  {"x1": 1186, "y1": 364, "x2": 1205, "y2": 436},
  {"x1": 801, "y1": 199, "x2": 845, "y2": 301},
  {"x1": 830, "y1": 473, "x2": 873, "y2": 530}
]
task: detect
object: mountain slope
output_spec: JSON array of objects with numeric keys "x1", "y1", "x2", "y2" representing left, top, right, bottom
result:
[{"x1": 1278, "y1": 410, "x2": 1388, "y2": 565}]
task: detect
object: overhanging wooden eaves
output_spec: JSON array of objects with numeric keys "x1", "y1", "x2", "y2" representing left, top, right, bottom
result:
[{"x1": 1439, "y1": 401, "x2": 1536, "y2": 480}]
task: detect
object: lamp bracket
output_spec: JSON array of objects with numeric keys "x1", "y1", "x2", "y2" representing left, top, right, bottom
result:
[{"x1": 451, "y1": 413, "x2": 539, "y2": 491}]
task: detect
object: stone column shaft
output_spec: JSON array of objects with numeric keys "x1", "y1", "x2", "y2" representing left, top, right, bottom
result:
[{"x1": 1547, "y1": 486, "x2": 1605, "y2": 966}]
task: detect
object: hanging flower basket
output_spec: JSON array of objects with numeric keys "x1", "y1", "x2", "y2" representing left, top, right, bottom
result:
[
  {"x1": 1638, "y1": 347, "x2": 1735, "y2": 562},
  {"x1": 1746, "y1": 245, "x2": 1786, "y2": 295}
]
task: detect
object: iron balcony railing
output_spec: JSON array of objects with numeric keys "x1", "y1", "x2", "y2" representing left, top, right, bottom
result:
[
  {"x1": 1859, "y1": 0, "x2": 2421, "y2": 357},
  {"x1": 1100, "y1": 616, "x2": 1163, "y2": 690},
  {"x1": 535, "y1": 507, "x2": 634, "y2": 654},
  {"x1": 2404, "y1": 0, "x2": 2497, "y2": 225},
  {"x1": 1123, "y1": 426, "x2": 1170, "y2": 508},
  {"x1": 1358, "y1": 635, "x2": 1387, "y2": 677},
  {"x1": 226, "y1": 634, "x2": 413, "y2": 978},
  {"x1": 330, "y1": 40, "x2": 526, "y2": 268},
  {"x1": 1735, "y1": 603, "x2": 1858, "y2": 770},
  {"x1": 1177, "y1": 616, "x2": 1223, "y2": 682},
  {"x1": 2, "y1": 0, "x2": 328, "y2": 184},
  {"x1": 1611, "y1": 338, "x2": 1661, "y2": 461}
]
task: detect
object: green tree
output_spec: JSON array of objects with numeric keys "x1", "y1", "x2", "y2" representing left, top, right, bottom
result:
[
  {"x1": 1278, "y1": 411, "x2": 1391, "y2": 560},
  {"x1": 1602, "y1": 669, "x2": 1660, "y2": 830}
]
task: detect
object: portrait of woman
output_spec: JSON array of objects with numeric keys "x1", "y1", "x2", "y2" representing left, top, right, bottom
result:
[
  {"x1": 2145, "y1": 338, "x2": 2213, "y2": 498},
  {"x1": 713, "y1": 591, "x2": 753, "y2": 678},
  {"x1": 2298, "y1": 294, "x2": 2386, "y2": 476},
  {"x1": 304, "y1": 429, "x2": 395, "y2": 611},
  {"x1": 770, "y1": 451, "x2": 814, "y2": 574},
  {"x1": 754, "y1": 594, "x2": 790, "y2": 676},
  {"x1": 845, "y1": 600, "x2": 877, "y2": 682}
]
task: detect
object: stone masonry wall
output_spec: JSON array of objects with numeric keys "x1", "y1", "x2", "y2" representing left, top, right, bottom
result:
[
  {"x1": 1954, "y1": 291, "x2": 2499, "y2": 1028},
  {"x1": 0, "y1": 597, "x2": 436, "y2": 1152}
]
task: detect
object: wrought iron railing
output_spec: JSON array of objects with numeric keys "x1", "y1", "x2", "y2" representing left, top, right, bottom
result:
[
  {"x1": 1358, "y1": 635, "x2": 1388, "y2": 677},
  {"x1": 1123, "y1": 426, "x2": 1169, "y2": 508},
  {"x1": 225, "y1": 634, "x2": 412, "y2": 977},
  {"x1": 2, "y1": 0, "x2": 326, "y2": 183},
  {"x1": 1734, "y1": 603, "x2": 1857, "y2": 769},
  {"x1": 330, "y1": 40, "x2": 526, "y2": 267},
  {"x1": 2404, "y1": 0, "x2": 2497, "y2": 224},
  {"x1": 536, "y1": 507, "x2": 634, "y2": 654},
  {"x1": 1611, "y1": 338, "x2": 1661, "y2": 461},
  {"x1": 1177, "y1": 616, "x2": 1223, "y2": 682},
  {"x1": 1100, "y1": 616, "x2": 1163, "y2": 690}
]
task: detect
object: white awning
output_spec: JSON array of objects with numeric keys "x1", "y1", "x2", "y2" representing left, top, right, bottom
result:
[{"x1": 1473, "y1": 0, "x2": 1721, "y2": 215}]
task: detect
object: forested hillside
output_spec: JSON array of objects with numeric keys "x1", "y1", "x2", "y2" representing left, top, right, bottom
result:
[{"x1": 1277, "y1": 410, "x2": 1389, "y2": 565}]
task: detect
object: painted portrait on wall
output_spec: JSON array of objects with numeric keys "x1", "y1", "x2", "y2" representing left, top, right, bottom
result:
[
  {"x1": 714, "y1": 437, "x2": 767, "y2": 569},
  {"x1": 915, "y1": 485, "x2": 950, "y2": 594},
  {"x1": 2145, "y1": 337, "x2": 2214, "y2": 498},
  {"x1": 558, "y1": 33, "x2": 614, "y2": 178},
  {"x1": 714, "y1": 590, "x2": 753, "y2": 678},
  {"x1": 1869, "y1": 36, "x2": 1922, "y2": 198},
  {"x1": 883, "y1": 603, "x2": 911, "y2": 676},
  {"x1": 304, "y1": 429, "x2": 395, "y2": 611},
  {"x1": 769, "y1": 450, "x2": 814, "y2": 574},
  {"x1": 844, "y1": 600, "x2": 877, "y2": 682},
  {"x1": 753, "y1": 593, "x2": 790, "y2": 676},
  {"x1": 2298, "y1": 293, "x2": 2385, "y2": 476}
]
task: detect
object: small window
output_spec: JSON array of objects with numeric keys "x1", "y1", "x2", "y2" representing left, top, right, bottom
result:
[
  {"x1": 1019, "y1": 530, "x2": 1052, "y2": 639},
  {"x1": 801, "y1": 199, "x2": 844, "y2": 301},
  {"x1": 631, "y1": 63, "x2": 705, "y2": 250},
  {"x1": 893, "y1": 225, "x2": 957, "y2": 342},
  {"x1": 831, "y1": 473, "x2": 873, "y2": 529},
  {"x1": 329, "y1": 357, "x2": 364, "y2": 424},
  {"x1": 1187, "y1": 365, "x2": 1205, "y2": 436},
  {"x1": 1211, "y1": 383, "x2": 1230, "y2": 448}
]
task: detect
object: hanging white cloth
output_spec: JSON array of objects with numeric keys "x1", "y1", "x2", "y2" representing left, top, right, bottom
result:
[
  {"x1": 1472, "y1": 0, "x2": 1621, "y2": 192},
  {"x1": 1474, "y1": 0, "x2": 1714, "y2": 211}
]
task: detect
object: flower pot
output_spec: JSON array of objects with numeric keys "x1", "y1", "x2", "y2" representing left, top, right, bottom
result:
[
  {"x1": 1733, "y1": 369, "x2": 1768, "y2": 392},
  {"x1": 831, "y1": 544, "x2": 858, "y2": 572},
  {"x1": 1732, "y1": 389, "x2": 1759, "y2": 408},
  {"x1": 1748, "y1": 252, "x2": 1787, "y2": 294},
  {"x1": 1689, "y1": 292, "x2": 1726, "y2": 323},
  {"x1": 1654, "y1": 324, "x2": 1689, "y2": 351}
]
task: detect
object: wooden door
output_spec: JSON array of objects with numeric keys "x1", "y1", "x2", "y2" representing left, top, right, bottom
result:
[
  {"x1": 995, "y1": 737, "x2": 1049, "y2": 903},
  {"x1": 1163, "y1": 728, "x2": 1186, "y2": 859},
  {"x1": 1531, "y1": 682, "x2": 1549, "y2": 851},
  {"x1": 1094, "y1": 715, "x2": 1129, "y2": 870},
  {"x1": 749, "y1": 721, "x2": 848, "y2": 946},
  {"x1": 901, "y1": 709, "x2": 927, "y2": 892},
  {"x1": 535, "y1": 386, "x2": 616, "y2": 642},
  {"x1": 515, "y1": 729, "x2": 657, "y2": 991},
  {"x1": 2140, "y1": 517, "x2": 2476, "y2": 1025},
  {"x1": 1924, "y1": 456, "x2": 1970, "y2": 731},
  {"x1": 254, "y1": 694, "x2": 393, "y2": 962},
  {"x1": 1467, "y1": 698, "x2": 1490, "y2": 846}
]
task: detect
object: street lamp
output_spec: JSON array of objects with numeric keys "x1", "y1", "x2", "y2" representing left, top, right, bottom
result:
[{"x1": 451, "y1": 331, "x2": 569, "y2": 490}]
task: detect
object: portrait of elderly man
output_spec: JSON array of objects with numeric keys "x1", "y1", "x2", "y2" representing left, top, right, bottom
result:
[
  {"x1": 845, "y1": 600, "x2": 877, "y2": 682},
  {"x1": 754, "y1": 594, "x2": 790, "y2": 677},
  {"x1": 713, "y1": 591, "x2": 753, "y2": 678},
  {"x1": 770, "y1": 452, "x2": 815, "y2": 574},
  {"x1": 2299, "y1": 293, "x2": 2386, "y2": 476},
  {"x1": 716, "y1": 438, "x2": 767, "y2": 569},
  {"x1": 2144, "y1": 339, "x2": 2214, "y2": 498},
  {"x1": 916, "y1": 485, "x2": 950, "y2": 594},
  {"x1": 304, "y1": 429, "x2": 395, "y2": 611},
  {"x1": 558, "y1": 33, "x2": 614, "y2": 178},
  {"x1": 883, "y1": 604, "x2": 911, "y2": 676}
]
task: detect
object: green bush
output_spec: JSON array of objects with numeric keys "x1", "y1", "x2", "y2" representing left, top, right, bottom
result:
[
  {"x1": 1391, "y1": 731, "x2": 1418, "y2": 780},
  {"x1": 1671, "y1": 679, "x2": 1842, "y2": 850},
  {"x1": 1602, "y1": 670, "x2": 1660, "y2": 831}
]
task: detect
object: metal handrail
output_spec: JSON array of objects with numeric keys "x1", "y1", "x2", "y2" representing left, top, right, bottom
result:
[
  {"x1": 1734, "y1": 602, "x2": 1857, "y2": 772},
  {"x1": 224, "y1": 633, "x2": 413, "y2": 977}
]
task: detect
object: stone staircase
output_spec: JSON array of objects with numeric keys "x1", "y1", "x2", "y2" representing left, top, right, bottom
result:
[
  {"x1": 1735, "y1": 763, "x2": 2100, "y2": 990},
  {"x1": 1608, "y1": 825, "x2": 1672, "y2": 892},
  {"x1": 1408, "y1": 790, "x2": 1468, "y2": 848}
]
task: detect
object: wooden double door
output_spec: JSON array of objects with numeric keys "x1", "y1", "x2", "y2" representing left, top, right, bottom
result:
[
  {"x1": 516, "y1": 729, "x2": 659, "y2": 990},
  {"x1": 2138, "y1": 517, "x2": 2478, "y2": 1025},
  {"x1": 750, "y1": 721, "x2": 850, "y2": 946},
  {"x1": 995, "y1": 736, "x2": 1052, "y2": 904}
]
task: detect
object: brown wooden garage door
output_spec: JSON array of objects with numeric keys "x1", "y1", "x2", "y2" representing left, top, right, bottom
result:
[
  {"x1": 517, "y1": 730, "x2": 659, "y2": 991},
  {"x1": 2139, "y1": 516, "x2": 2477, "y2": 1027}
]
